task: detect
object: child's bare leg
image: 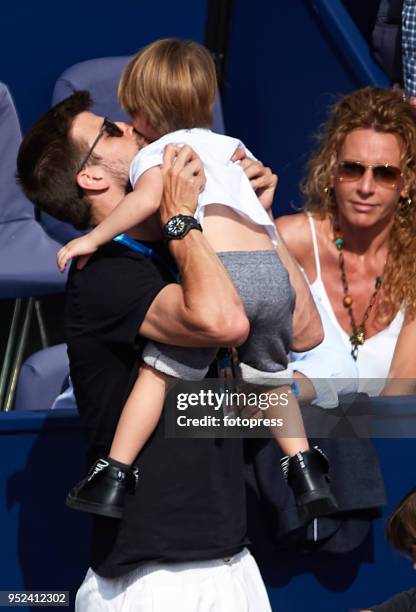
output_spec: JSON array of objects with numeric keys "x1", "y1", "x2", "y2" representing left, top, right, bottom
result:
[
  {"x1": 279, "y1": 437, "x2": 309, "y2": 456},
  {"x1": 66, "y1": 364, "x2": 173, "y2": 519},
  {"x1": 257, "y1": 384, "x2": 337, "y2": 521},
  {"x1": 261, "y1": 385, "x2": 309, "y2": 456},
  {"x1": 109, "y1": 365, "x2": 171, "y2": 465}
]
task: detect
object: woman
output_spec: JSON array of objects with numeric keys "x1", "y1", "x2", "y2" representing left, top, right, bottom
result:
[{"x1": 277, "y1": 87, "x2": 416, "y2": 397}]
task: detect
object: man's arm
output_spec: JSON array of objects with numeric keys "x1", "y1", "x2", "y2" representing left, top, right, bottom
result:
[
  {"x1": 139, "y1": 144, "x2": 250, "y2": 348},
  {"x1": 231, "y1": 146, "x2": 278, "y2": 213}
]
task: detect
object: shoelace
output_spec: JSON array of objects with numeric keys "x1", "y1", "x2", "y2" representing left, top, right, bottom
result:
[{"x1": 87, "y1": 459, "x2": 109, "y2": 482}]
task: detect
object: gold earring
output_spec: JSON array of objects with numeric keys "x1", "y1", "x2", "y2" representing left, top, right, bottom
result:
[{"x1": 398, "y1": 195, "x2": 413, "y2": 214}]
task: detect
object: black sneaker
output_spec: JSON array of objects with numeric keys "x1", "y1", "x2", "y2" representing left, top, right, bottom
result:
[
  {"x1": 280, "y1": 446, "x2": 338, "y2": 522},
  {"x1": 66, "y1": 458, "x2": 139, "y2": 519}
]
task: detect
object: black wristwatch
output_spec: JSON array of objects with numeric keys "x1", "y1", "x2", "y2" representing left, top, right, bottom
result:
[{"x1": 163, "y1": 215, "x2": 202, "y2": 241}]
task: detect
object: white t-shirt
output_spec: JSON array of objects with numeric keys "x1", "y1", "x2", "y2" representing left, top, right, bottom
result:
[{"x1": 129, "y1": 128, "x2": 278, "y2": 245}]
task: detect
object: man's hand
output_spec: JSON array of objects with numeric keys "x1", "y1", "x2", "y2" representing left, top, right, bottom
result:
[
  {"x1": 159, "y1": 144, "x2": 206, "y2": 225},
  {"x1": 232, "y1": 147, "x2": 278, "y2": 213}
]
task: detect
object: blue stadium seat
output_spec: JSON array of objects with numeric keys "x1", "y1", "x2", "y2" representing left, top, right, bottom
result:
[
  {"x1": 0, "y1": 83, "x2": 66, "y2": 299},
  {"x1": 52, "y1": 55, "x2": 225, "y2": 131},
  {"x1": 14, "y1": 344, "x2": 69, "y2": 411},
  {"x1": 0, "y1": 82, "x2": 68, "y2": 410}
]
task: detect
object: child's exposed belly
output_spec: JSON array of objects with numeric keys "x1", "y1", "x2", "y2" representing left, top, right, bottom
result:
[{"x1": 202, "y1": 204, "x2": 274, "y2": 252}]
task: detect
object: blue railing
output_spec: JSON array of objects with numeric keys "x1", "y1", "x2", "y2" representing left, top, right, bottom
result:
[
  {"x1": 1, "y1": 397, "x2": 416, "y2": 610},
  {"x1": 310, "y1": 0, "x2": 390, "y2": 87}
]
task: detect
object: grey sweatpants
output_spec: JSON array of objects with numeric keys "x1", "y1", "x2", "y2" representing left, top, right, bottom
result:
[{"x1": 143, "y1": 250, "x2": 295, "y2": 381}]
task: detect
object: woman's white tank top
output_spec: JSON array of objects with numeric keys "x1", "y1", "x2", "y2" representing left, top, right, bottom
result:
[{"x1": 306, "y1": 213, "x2": 404, "y2": 395}]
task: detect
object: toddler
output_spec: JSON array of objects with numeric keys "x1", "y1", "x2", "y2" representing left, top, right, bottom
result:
[{"x1": 60, "y1": 39, "x2": 337, "y2": 522}]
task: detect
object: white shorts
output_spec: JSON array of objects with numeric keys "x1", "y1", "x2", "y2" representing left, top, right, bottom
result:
[{"x1": 75, "y1": 548, "x2": 272, "y2": 611}]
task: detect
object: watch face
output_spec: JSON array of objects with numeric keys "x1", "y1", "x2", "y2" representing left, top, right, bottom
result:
[
  {"x1": 167, "y1": 216, "x2": 186, "y2": 236},
  {"x1": 164, "y1": 215, "x2": 201, "y2": 240}
]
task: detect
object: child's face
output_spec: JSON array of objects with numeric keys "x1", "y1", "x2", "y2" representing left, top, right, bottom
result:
[{"x1": 132, "y1": 112, "x2": 160, "y2": 144}]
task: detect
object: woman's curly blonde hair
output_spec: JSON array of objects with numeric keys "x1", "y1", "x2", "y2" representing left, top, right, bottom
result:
[{"x1": 302, "y1": 87, "x2": 416, "y2": 318}]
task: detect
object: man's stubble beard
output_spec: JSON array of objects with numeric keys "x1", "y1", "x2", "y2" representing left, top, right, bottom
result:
[{"x1": 101, "y1": 157, "x2": 133, "y2": 195}]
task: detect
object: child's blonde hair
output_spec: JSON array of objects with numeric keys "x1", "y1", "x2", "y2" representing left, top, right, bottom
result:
[{"x1": 119, "y1": 38, "x2": 217, "y2": 136}]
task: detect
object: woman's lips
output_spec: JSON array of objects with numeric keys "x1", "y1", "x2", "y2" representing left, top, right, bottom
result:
[{"x1": 350, "y1": 201, "x2": 377, "y2": 212}]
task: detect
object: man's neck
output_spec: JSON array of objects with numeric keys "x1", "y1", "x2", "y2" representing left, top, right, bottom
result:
[
  {"x1": 91, "y1": 191, "x2": 163, "y2": 242},
  {"x1": 126, "y1": 213, "x2": 163, "y2": 242}
]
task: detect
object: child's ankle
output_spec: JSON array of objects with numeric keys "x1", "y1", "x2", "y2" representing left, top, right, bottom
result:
[{"x1": 107, "y1": 456, "x2": 131, "y2": 470}]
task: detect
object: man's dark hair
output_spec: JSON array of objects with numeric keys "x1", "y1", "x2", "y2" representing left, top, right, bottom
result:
[
  {"x1": 17, "y1": 91, "x2": 94, "y2": 229},
  {"x1": 387, "y1": 487, "x2": 416, "y2": 557}
]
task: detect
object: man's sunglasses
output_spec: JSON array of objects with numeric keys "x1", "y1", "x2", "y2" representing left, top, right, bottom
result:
[
  {"x1": 336, "y1": 160, "x2": 403, "y2": 190},
  {"x1": 78, "y1": 118, "x2": 124, "y2": 173}
]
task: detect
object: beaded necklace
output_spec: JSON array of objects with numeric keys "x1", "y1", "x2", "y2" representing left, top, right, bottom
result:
[{"x1": 333, "y1": 226, "x2": 383, "y2": 361}]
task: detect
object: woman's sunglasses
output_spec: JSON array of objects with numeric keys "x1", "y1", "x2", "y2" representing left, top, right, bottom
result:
[{"x1": 336, "y1": 160, "x2": 403, "y2": 190}]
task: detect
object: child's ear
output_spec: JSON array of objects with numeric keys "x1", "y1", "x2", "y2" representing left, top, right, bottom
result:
[{"x1": 76, "y1": 165, "x2": 110, "y2": 192}]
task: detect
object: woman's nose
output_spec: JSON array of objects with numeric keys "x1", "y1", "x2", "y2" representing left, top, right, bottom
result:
[{"x1": 356, "y1": 167, "x2": 376, "y2": 193}]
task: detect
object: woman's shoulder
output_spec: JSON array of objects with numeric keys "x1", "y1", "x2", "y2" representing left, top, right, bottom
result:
[{"x1": 275, "y1": 212, "x2": 314, "y2": 261}]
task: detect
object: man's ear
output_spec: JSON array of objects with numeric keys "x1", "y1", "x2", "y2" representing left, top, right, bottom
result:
[{"x1": 76, "y1": 165, "x2": 110, "y2": 192}]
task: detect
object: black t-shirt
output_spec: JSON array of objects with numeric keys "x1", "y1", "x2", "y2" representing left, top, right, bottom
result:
[{"x1": 65, "y1": 241, "x2": 248, "y2": 578}]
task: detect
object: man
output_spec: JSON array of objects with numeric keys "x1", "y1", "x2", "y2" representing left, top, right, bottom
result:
[
  {"x1": 17, "y1": 91, "x2": 277, "y2": 611},
  {"x1": 18, "y1": 88, "x2": 327, "y2": 609},
  {"x1": 371, "y1": 0, "x2": 403, "y2": 85}
]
